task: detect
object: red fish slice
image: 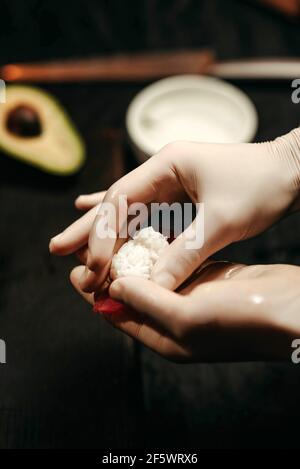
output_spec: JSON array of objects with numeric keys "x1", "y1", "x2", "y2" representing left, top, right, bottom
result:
[{"x1": 93, "y1": 295, "x2": 126, "y2": 314}]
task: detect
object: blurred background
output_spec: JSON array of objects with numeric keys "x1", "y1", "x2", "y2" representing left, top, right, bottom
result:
[{"x1": 0, "y1": 0, "x2": 300, "y2": 449}]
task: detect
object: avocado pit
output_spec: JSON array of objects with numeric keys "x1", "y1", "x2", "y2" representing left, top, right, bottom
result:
[{"x1": 6, "y1": 104, "x2": 42, "y2": 137}]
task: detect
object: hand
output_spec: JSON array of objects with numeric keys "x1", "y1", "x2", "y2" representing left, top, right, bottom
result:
[
  {"x1": 70, "y1": 261, "x2": 300, "y2": 363},
  {"x1": 50, "y1": 128, "x2": 300, "y2": 293}
]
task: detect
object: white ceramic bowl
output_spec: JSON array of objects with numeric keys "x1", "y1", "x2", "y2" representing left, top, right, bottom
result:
[{"x1": 126, "y1": 75, "x2": 258, "y2": 163}]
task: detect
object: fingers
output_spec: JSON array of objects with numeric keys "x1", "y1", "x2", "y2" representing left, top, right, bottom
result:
[
  {"x1": 49, "y1": 204, "x2": 99, "y2": 256},
  {"x1": 105, "y1": 310, "x2": 188, "y2": 361},
  {"x1": 49, "y1": 192, "x2": 106, "y2": 255},
  {"x1": 70, "y1": 266, "x2": 94, "y2": 304},
  {"x1": 109, "y1": 276, "x2": 185, "y2": 334},
  {"x1": 80, "y1": 154, "x2": 178, "y2": 292},
  {"x1": 75, "y1": 191, "x2": 106, "y2": 211},
  {"x1": 151, "y1": 211, "x2": 232, "y2": 290},
  {"x1": 70, "y1": 265, "x2": 187, "y2": 360}
]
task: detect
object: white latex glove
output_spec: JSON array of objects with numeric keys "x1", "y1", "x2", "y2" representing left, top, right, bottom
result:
[
  {"x1": 50, "y1": 128, "x2": 300, "y2": 293},
  {"x1": 70, "y1": 261, "x2": 300, "y2": 363}
]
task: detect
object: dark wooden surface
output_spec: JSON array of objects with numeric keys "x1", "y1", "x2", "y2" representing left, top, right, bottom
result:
[{"x1": 0, "y1": 0, "x2": 300, "y2": 449}]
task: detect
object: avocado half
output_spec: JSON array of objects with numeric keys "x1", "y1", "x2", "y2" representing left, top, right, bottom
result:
[{"x1": 0, "y1": 85, "x2": 85, "y2": 175}]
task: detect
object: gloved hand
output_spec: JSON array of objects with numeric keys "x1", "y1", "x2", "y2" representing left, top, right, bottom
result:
[
  {"x1": 69, "y1": 260, "x2": 300, "y2": 362},
  {"x1": 50, "y1": 128, "x2": 300, "y2": 293}
]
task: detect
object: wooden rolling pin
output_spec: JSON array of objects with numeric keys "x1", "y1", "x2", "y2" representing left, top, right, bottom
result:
[
  {"x1": 0, "y1": 50, "x2": 215, "y2": 83},
  {"x1": 1, "y1": 49, "x2": 300, "y2": 82}
]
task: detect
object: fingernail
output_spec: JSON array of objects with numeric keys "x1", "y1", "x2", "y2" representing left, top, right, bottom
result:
[
  {"x1": 152, "y1": 271, "x2": 175, "y2": 290},
  {"x1": 79, "y1": 266, "x2": 96, "y2": 293},
  {"x1": 69, "y1": 265, "x2": 85, "y2": 285},
  {"x1": 75, "y1": 195, "x2": 86, "y2": 207},
  {"x1": 49, "y1": 233, "x2": 62, "y2": 252},
  {"x1": 110, "y1": 281, "x2": 122, "y2": 300}
]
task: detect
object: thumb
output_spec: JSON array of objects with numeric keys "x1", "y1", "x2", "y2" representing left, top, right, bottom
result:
[
  {"x1": 109, "y1": 277, "x2": 185, "y2": 334},
  {"x1": 151, "y1": 211, "x2": 231, "y2": 290}
]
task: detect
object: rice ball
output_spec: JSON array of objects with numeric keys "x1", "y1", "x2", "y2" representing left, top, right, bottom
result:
[{"x1": 110, "y1": 227, "x2": 169, "y2": 280}]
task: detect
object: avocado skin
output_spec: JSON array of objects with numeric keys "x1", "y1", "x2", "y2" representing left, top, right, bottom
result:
[{"x1": 0, "y1": 85, "x2": 86, "y2": 176}]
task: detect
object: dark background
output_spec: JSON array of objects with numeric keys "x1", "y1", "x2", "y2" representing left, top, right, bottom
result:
[{"x1": 0, "y1": 0, "x2": 300, "y2": 449}]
